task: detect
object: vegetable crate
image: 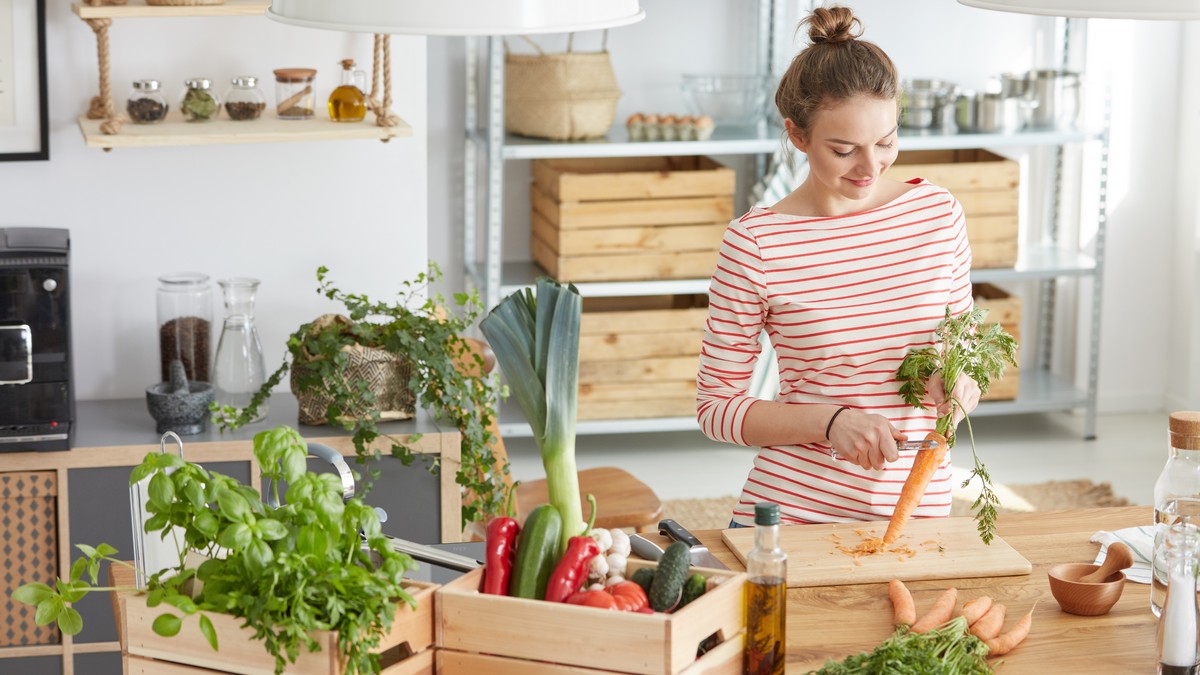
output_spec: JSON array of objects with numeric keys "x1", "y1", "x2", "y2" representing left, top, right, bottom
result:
[
  {"x1": 115, "y1": 579, "x2": 437, "y2": 675},
  {"x1": 435, "y1": 561, "x2": 746, "y2": 674},
  {"x1": 578, "y1": 294, "x2": 708, "y2": 420},
  {"x1": 884, "y1": 149, "x2": 1020, "y2": 269},
  {"x1": 0, "y1": 471, "x2": 59, "y2": 647},
  {"x1": 974, "y1": 283, "x2": 1022, "y2": 401},
  {"x1": 530, "y1": 156, "x2": 735, "y2": 282}
]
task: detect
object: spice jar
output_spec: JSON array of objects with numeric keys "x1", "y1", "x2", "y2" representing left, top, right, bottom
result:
[
  {"x1": 157, "y1": 273, "x2": 213, "y2": 384},
  {"x1": 273, "y1": 68, "x2": 317, "y2": 120},
  {"x1": 179, "y1": 78, "x2": 220, "y2": 122},
  {"x1": 223, "y1": 76, "x2": 266, "y2": 121},
  {"x1": 127, "y1": 80, "x2": 169, "y2": 124}
]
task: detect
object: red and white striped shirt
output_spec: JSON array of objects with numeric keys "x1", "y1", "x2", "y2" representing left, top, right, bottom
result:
[{"x1": 696, "y1": 179, "x2": 973, "y2": 527}]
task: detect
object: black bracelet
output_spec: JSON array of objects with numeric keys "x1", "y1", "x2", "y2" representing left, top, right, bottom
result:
[{"x1": 825, "y1": 406, "x2": 851, "y2": 440}]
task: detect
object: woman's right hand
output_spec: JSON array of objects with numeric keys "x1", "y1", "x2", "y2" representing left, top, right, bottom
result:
[{"x1": 826, "y1": 408, "x2": 906, "y2": 471}]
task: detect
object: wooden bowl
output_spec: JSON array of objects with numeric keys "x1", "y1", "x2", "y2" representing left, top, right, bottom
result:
[{"x1": 1047, "y1": 562, "x2": 1126, "y2": 616}]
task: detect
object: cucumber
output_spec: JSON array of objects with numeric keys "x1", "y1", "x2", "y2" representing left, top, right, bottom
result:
[
  {"x1": 648, "y1": 541, "x2": 691, "y2": 612},
  {"x1": 678, "y1": 573, "x2": 707, "y2": 608},
  {"x1": 630, "y1": 566, "x2": 655, "y2": 594},
  {"x1": 508, "y1": 504, "x2": 563, "y2": 599}
]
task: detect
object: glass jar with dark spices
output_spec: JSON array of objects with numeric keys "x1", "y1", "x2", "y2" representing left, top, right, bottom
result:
[
  {"x1": 273, "y1": 68, "x2": 317, "y2": 120},
  {"x1": 223, "y1": 76, "x2": 266, "y2": 121},
  {"x1": 127, "y1": 80, "x2": 168, "y2": 124},
  {"x1": 180, "y1": 78, "x2": 220, "y2": 122}
]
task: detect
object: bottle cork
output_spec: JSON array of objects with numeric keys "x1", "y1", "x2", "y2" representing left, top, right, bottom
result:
[{"x1": 1169, "y1": 411, "x2": 1200, "y2": 451}]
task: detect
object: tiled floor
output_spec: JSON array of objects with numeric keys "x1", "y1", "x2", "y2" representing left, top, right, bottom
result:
[{"x1": 504, "y1": 410, "x2": 1168, "y2": 507}]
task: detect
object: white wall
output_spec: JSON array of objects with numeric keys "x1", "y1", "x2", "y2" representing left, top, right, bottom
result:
[{"x1": 0, "y1": 5, "x2": 429, "y2": 400}]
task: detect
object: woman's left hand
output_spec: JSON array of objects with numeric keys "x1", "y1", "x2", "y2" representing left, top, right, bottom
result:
[{"x1": 926, "y1": 373, "x2": 981, "y2": 427}]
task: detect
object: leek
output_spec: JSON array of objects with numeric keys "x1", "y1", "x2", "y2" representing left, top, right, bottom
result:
[{"x1": 480, "y1": 279, "x2": 586, "y2": 551}]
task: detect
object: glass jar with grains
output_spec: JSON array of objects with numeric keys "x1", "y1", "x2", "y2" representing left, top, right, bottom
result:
[
  {"x1": 273, "y1": 68, "x2": 317, "y2": 120},
  {"x1": 127, "y1": 79, "x2": 169, "y2": 124},
  {"x1": 223, "y1": 76, "x2": 266, "y2": 121},
  {"x1": 180, "y1": 78, "x2": 221, "y2": 122}
]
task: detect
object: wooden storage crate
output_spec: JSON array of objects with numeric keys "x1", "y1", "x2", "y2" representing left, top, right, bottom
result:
[
  {"x1": 884, "y1": 149, "x2": 1020, "y2": 269},
  {"x1": 115, "y1": 575, "x2": 437, "y2": 675},
  {"x1": 0, "y1": 471, "x2": 59, "y2": 647},
  {"x1": 974, "y1": 282, "x2": 1022, "y2": 401},
  {"x1": 578, "y1": 294, "x2": 707, "y2": 420},
  {"x1": 530, "y1": 156, "x2": 735, "y2": 282},
  {"x1": 436, "y1": 560, "x2": 746, "y2": 675}
]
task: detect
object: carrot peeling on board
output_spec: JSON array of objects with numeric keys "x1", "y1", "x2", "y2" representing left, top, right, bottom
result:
[
  {"x1": 882, "y1": 432, "x2": 950, "y2": 546},
  {"x1": 910, "y1": 587, "x2": 957, "y2": 633},
  {"x1": 969, "y1": 602, "x2": 1007, "y2": 640},
  {"x1": 985, "y1": 602, "x2": 1037, "y2": 657},
  {"x1": 958, "y1": 595, "x2": 994, "y2": 626},
  {"x1": 888, "y1": 579, "x2": 916, "y2": 627}
]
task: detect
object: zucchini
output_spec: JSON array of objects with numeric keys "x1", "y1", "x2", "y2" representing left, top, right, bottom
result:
[
  {"x1": 508, "y1": 504, "x2": 563, "y2": 599},
  {"x1": 678, "y1": 573, "x2": 707, "y2": 608},
  {"x1": 630, "y1": 566, "x2": 655, "y2": 594},
  {"x1": 648, "y1": 541, "x2": 691, "y2": 612}
]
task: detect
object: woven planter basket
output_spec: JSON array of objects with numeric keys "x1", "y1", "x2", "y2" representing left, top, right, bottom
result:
[{"x1": 505, "y1": 34, "x2": 621, "y2": 141}]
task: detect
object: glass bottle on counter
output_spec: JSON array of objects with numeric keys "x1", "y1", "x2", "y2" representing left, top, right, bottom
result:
[
  {"x1": 223, "y1": 76, "x2": 266, "y2": 121},
  {"x1": 744, "y1": 502, "x2": 786, "y2": 675},
  {"x1": 179, "y1": 78, "x2": 220, "y2": 122},
  {"x1": 328, "y1": 59, "x2": 367, "y2": 123},
  {"x1": 157, "y1": 273, "x2": 213, "y2": 384},
  {"x1": 1157, "y1": 521, "x2": 1200, "y2": 675},
  {"x1": 213, "y1": 278, "x2": 267, "y2": 422},
  {"x1": 126, "y1": 80, "x2": 168, "y2": 124},
  {"x1": 1154, "y1": 411, "x2": 1200, "y2": 617}
]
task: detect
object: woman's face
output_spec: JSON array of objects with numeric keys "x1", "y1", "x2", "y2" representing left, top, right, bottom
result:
[{"x1": 789, "y1": 94, "x2": 900, "y2": 206}]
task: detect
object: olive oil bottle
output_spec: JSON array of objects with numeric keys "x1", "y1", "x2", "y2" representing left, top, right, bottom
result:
[
  {"x1": 744, "y1": 502, "x2": 786, "y2": 675},
  {"x1": 328, "y1": 59, "x2": 366, "y2": 123}
]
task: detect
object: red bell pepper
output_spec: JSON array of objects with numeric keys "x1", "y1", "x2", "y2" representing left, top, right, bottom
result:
[
  {"x1": 483, "y1": 515, "x2": 520, "y2": 595},
  {"x1": 544, "y1": 536, "x2": 601, "y2": 603},
  {"x1": 566, "y1": 589, "x2": 617, "y2": 610}
]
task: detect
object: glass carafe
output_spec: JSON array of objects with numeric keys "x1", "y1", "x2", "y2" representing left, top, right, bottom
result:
[
  {"x1": 328, "y1": 59, "x2": 367, "y2": 123},
  {"x1": 1154, "y1": 411, "x2": 1200, "y2": 617},
  {"x1": 213, "y1": 278, "x2": 267, "y2": 422}
]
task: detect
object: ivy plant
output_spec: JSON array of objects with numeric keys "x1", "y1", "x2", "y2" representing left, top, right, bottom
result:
[
  {"x1": 12, "y1": 425, "x2": 418, "y2": 675},
  {"x1": 211, "y1": 263, "x2": 508, "y2": 527}
]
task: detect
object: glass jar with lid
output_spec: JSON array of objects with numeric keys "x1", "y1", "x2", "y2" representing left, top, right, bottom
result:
[
  {"x1": 273, "y1": 68, "x2": 317, "y2": 120},
  {"x1": 223, "y1": 76, "x2": 266, "y2": 121},
  {"x1": 179, "y1": 78, "x2": 221, "y2": 122},
  {"x1": 127, "y1": 79, "x2": 169, "y2": 124},
  {"x1": 157, "y1": 273, "x2": 213, "y2": 384}
]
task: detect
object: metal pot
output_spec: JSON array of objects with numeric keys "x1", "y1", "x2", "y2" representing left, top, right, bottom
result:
[
  {"x1": 955, "y1": 91, "x2": 1030, "y2": 133},
  {"x1": 1024, "y1": 69, "x2": 1082, "y2": 129},
  {"x1": 901, "y1": 79, "x2": 957, "y2": 130}
]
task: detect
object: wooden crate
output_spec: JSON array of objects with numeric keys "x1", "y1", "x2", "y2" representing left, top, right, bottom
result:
[
  {"x1": 578, "y1": 295, "x2": 707, "y2": 421},
  {"x1": 884, "y1": 149, "x2": 1019, "y2": 269},
  {"x1": 0, "y1": 471, "x2": 59, "y2": 647},
  {"x1": 531, "y1": 156, "x2": 735, "y2": 283},
  {"x1": 435, "y1": 561, "x2": 746, "y2": 675},
  {"x1": 117, "y1": 578, "x2": 437, "y2": 675},
  {"x1": 974, "y1": 282, "x2": 1022, "y2": 401}
]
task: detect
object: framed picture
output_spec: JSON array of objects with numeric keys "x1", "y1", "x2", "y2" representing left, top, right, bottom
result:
[{"x1": 0, "y1": 0, "x2": 47, "y2": 161}]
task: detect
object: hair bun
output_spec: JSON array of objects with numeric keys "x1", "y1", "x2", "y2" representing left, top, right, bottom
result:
[{"x1": 806, "y1": 5, "x2": 862, "y2": 45}]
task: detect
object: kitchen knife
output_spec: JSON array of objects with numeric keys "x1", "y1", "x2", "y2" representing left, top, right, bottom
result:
[
  {"x1": 658, "y1": 519, "x2": 729, "y2": 570},
  {"x1": 629, "y1": 533, "x2": 665, "y2": 561},
  {"x1": 386, "y1": 535, "x2": 483, "y2": 572}
]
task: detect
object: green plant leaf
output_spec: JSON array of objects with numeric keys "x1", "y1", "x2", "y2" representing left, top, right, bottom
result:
[
  {"x1": 198, "y1": 614, "x2": 218, "y2": 651},
  {"x1": 69, "y1": 557, "x2": 87, "y2": 583},
  {"x1": 194, "y1": 509, "x2": 219, "y2": 538},
  {"x1": 76, "y1": 543, "x2": 97, "y2": 559},
  {"x1": 58, "y1": 607, "x2": 83, "y2": 635},
  {"x1": 147, "y1": 471, "x2": 176, "y2": 507},
  {"x1": 297, "y1": 525, "x2": 329, "y2": 557},
  {"x1": 11, "y1": 582, "x2": 54, "y2": 606},
  {"x1": 95, "y1": 543, "x2": 118, "y2": 557},
  {"x1": 217, "y1": 488, "x2": 250, "y2": 522},
  {"x1": 255, "y1": 518, "x2": 287, "y2": 541},
  {"x1": 164, "y1": 594, "x2": 198, "y2": 614},
  {"x1": 56, "y1": 579, "x2": 88, "y2": 604},
  {"x1": 245, "y1": 539, "x2": 274, "y2": 574},
  {"x1": 152, "y1": 613, "x2": 183, "y2": 637},
  {"x1": 35, "y1": 597, "x2": 63, "y2": 626},
  {"x1": 219, "y1": 522, "x2": 253, "y2": 550}
]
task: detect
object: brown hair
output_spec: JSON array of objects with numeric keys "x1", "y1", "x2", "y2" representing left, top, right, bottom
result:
[{"x1": 775, "y1": 6, "x2": 900, "y2": 136}]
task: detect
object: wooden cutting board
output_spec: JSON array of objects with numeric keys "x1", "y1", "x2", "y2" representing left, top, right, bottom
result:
[{"x1": 721, "y1": 517, "x2": 1031, "y2": 587}]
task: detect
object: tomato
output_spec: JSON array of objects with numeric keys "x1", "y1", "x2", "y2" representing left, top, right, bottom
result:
[
  {"x1": 565, "y1": 590, "x2": 617, "y2": 610},
  {"x1": 608, "y1": 581, "x2": 648, "y2": 612}
]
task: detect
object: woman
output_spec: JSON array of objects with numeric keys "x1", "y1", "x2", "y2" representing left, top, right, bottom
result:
[{"x1": 696, "y1": 5, "x2": 981, "y2": 527}]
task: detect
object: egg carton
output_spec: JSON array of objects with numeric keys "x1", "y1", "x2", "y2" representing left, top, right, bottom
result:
[{"x1": 626, "y1": 112, "x2": 715, "y2": 142}]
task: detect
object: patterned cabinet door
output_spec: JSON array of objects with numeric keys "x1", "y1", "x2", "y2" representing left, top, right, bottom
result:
[{"x1": 0, "y1": 471, "x2": 59, "y2": 646}]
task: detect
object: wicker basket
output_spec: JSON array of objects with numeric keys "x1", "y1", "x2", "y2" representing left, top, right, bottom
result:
[{"x1": 505, "y1": 33, "x2": 621, "y2": 141}]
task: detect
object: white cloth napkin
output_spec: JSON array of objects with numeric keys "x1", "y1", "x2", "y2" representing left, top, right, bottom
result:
[{"x1": 1090, "y1": 526, "x2": 1154, "y2": 584}]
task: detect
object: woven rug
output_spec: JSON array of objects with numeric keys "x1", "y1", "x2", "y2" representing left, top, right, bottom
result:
[{"x1": 660, "y1": 479, "x2": 1132, "y2": 531}]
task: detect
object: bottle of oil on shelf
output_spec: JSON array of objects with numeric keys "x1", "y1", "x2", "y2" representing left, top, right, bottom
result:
[
  {"x1": 328, "y1": 59, "x2": 367, "y2": 123},
  {"x1": 744, "y1": 502, "x2": 786, "y2": 675},
  {"x1": 1153, "y1": 411, "x2": 1200, "y2": 617}
]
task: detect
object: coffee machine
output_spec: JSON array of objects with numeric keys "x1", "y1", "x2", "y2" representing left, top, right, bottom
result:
[{"x1": 0, "y1": 228, "x2": 73, "y2": 451}]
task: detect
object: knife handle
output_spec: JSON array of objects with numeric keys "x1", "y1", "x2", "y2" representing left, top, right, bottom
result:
[{"x1": 658, "y1": 519, "x2": 702, "y2": 548}]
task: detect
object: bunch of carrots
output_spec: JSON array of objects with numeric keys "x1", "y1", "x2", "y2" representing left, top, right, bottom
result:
[{"x1": 889, "y1": 579, "x2": 1034, "y2": 657}]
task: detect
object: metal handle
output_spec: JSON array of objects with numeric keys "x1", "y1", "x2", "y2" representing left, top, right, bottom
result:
[
  {"x1": 658, "y1": 519, "x2": 702, "y2": 549},
  {"x1": 306, "y1": 442, "x2": 356, "y2": 503}
]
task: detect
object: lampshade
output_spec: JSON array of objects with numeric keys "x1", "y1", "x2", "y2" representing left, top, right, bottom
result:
[
  {"x1": 268, "y1": 0, "x2": 646, "y2": 35},
  {"x1": 958, "y1": 0, "x2": 1200, "y2": 20}
]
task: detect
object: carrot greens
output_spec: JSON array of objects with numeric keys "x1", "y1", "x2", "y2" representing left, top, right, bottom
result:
[{"x1": 809, "y1": 616, "x2": 993, "y2": 674}]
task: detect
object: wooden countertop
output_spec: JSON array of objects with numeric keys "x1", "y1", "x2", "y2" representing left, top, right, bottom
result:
[{"x1": 679, "y1": 506, "x2": 1155, "y2": 673}]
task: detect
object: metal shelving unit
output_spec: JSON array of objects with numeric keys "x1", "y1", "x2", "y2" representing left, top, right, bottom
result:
[{"x1": 464, "y1": 5, "x2": 1109, "y2": 440}]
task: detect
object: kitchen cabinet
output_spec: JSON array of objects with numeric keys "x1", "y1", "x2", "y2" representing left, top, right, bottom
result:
[
  {"x1": 463, "y1": 1, "x2": 1109, "y2": 440},
  {"x1": 70, "y1": 0, "x2": 411, "y2": 149}
]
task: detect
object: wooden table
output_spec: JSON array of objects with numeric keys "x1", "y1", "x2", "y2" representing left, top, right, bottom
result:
[{"x1": 679, "y1": 506, "x2": 1156, "y2": 673}]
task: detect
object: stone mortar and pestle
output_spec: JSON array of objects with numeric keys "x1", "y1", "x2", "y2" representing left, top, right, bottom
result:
[{"x1": 146, "y1": 360, "x2": 214, "y2": 435}]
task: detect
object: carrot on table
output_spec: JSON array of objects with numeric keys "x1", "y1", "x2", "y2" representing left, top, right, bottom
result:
[
  {"x1": 986, "y1": 603, "x2": 1036, "y2": 657},
  {"x1": 882, "y1": 432, "x2": 950, "y2": 545},
  {"x1": 910, "y1": 587, "x2": 958, "y2": 633},
  {"x1": 888, "y1": 579, "x2": 916, "y2": 626},
  {"x1": 969, "y1": 602, "x2": 1007, "y2": 640},
  {"x1": 958, "y1": 595, "x2": 994, "y2": 626}
]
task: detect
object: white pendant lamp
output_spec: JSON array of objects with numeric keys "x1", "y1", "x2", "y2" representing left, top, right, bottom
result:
[
  {"x1": 958, "y1": 0, "x2": 1200, "y2": 20},
  {"x1": 268, "y1": 0, "x2": 646, "y2": 35}
]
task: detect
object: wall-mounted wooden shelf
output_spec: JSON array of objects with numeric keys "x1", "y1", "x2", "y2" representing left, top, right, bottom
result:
[
  {"x1": 72, "y1": 0, "x2": 269, "y2": 20},
  {"x1": 78, "y1": 110, "x2": 412, "y2": 149}
]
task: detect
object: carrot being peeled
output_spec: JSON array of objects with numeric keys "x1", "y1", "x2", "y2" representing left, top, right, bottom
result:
[
  {"x1": 985, "y1": 602, "x2": 1036, "y2": 657},
  {"x1": 910, "y1": 586, "x2": 957, "y2": 634},
  {"x1": 888, "y1": 579, "x2": 916, "y2": 627},
  {"x1": 969, "y1": 602, "x2": 1007, "y2": 640},
  {"x1": 959, "y1": 595, "x2": 994, "y2": 626},
  {"x1": 882, "y1": 432, "x2": 949, "y2": 546}
]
